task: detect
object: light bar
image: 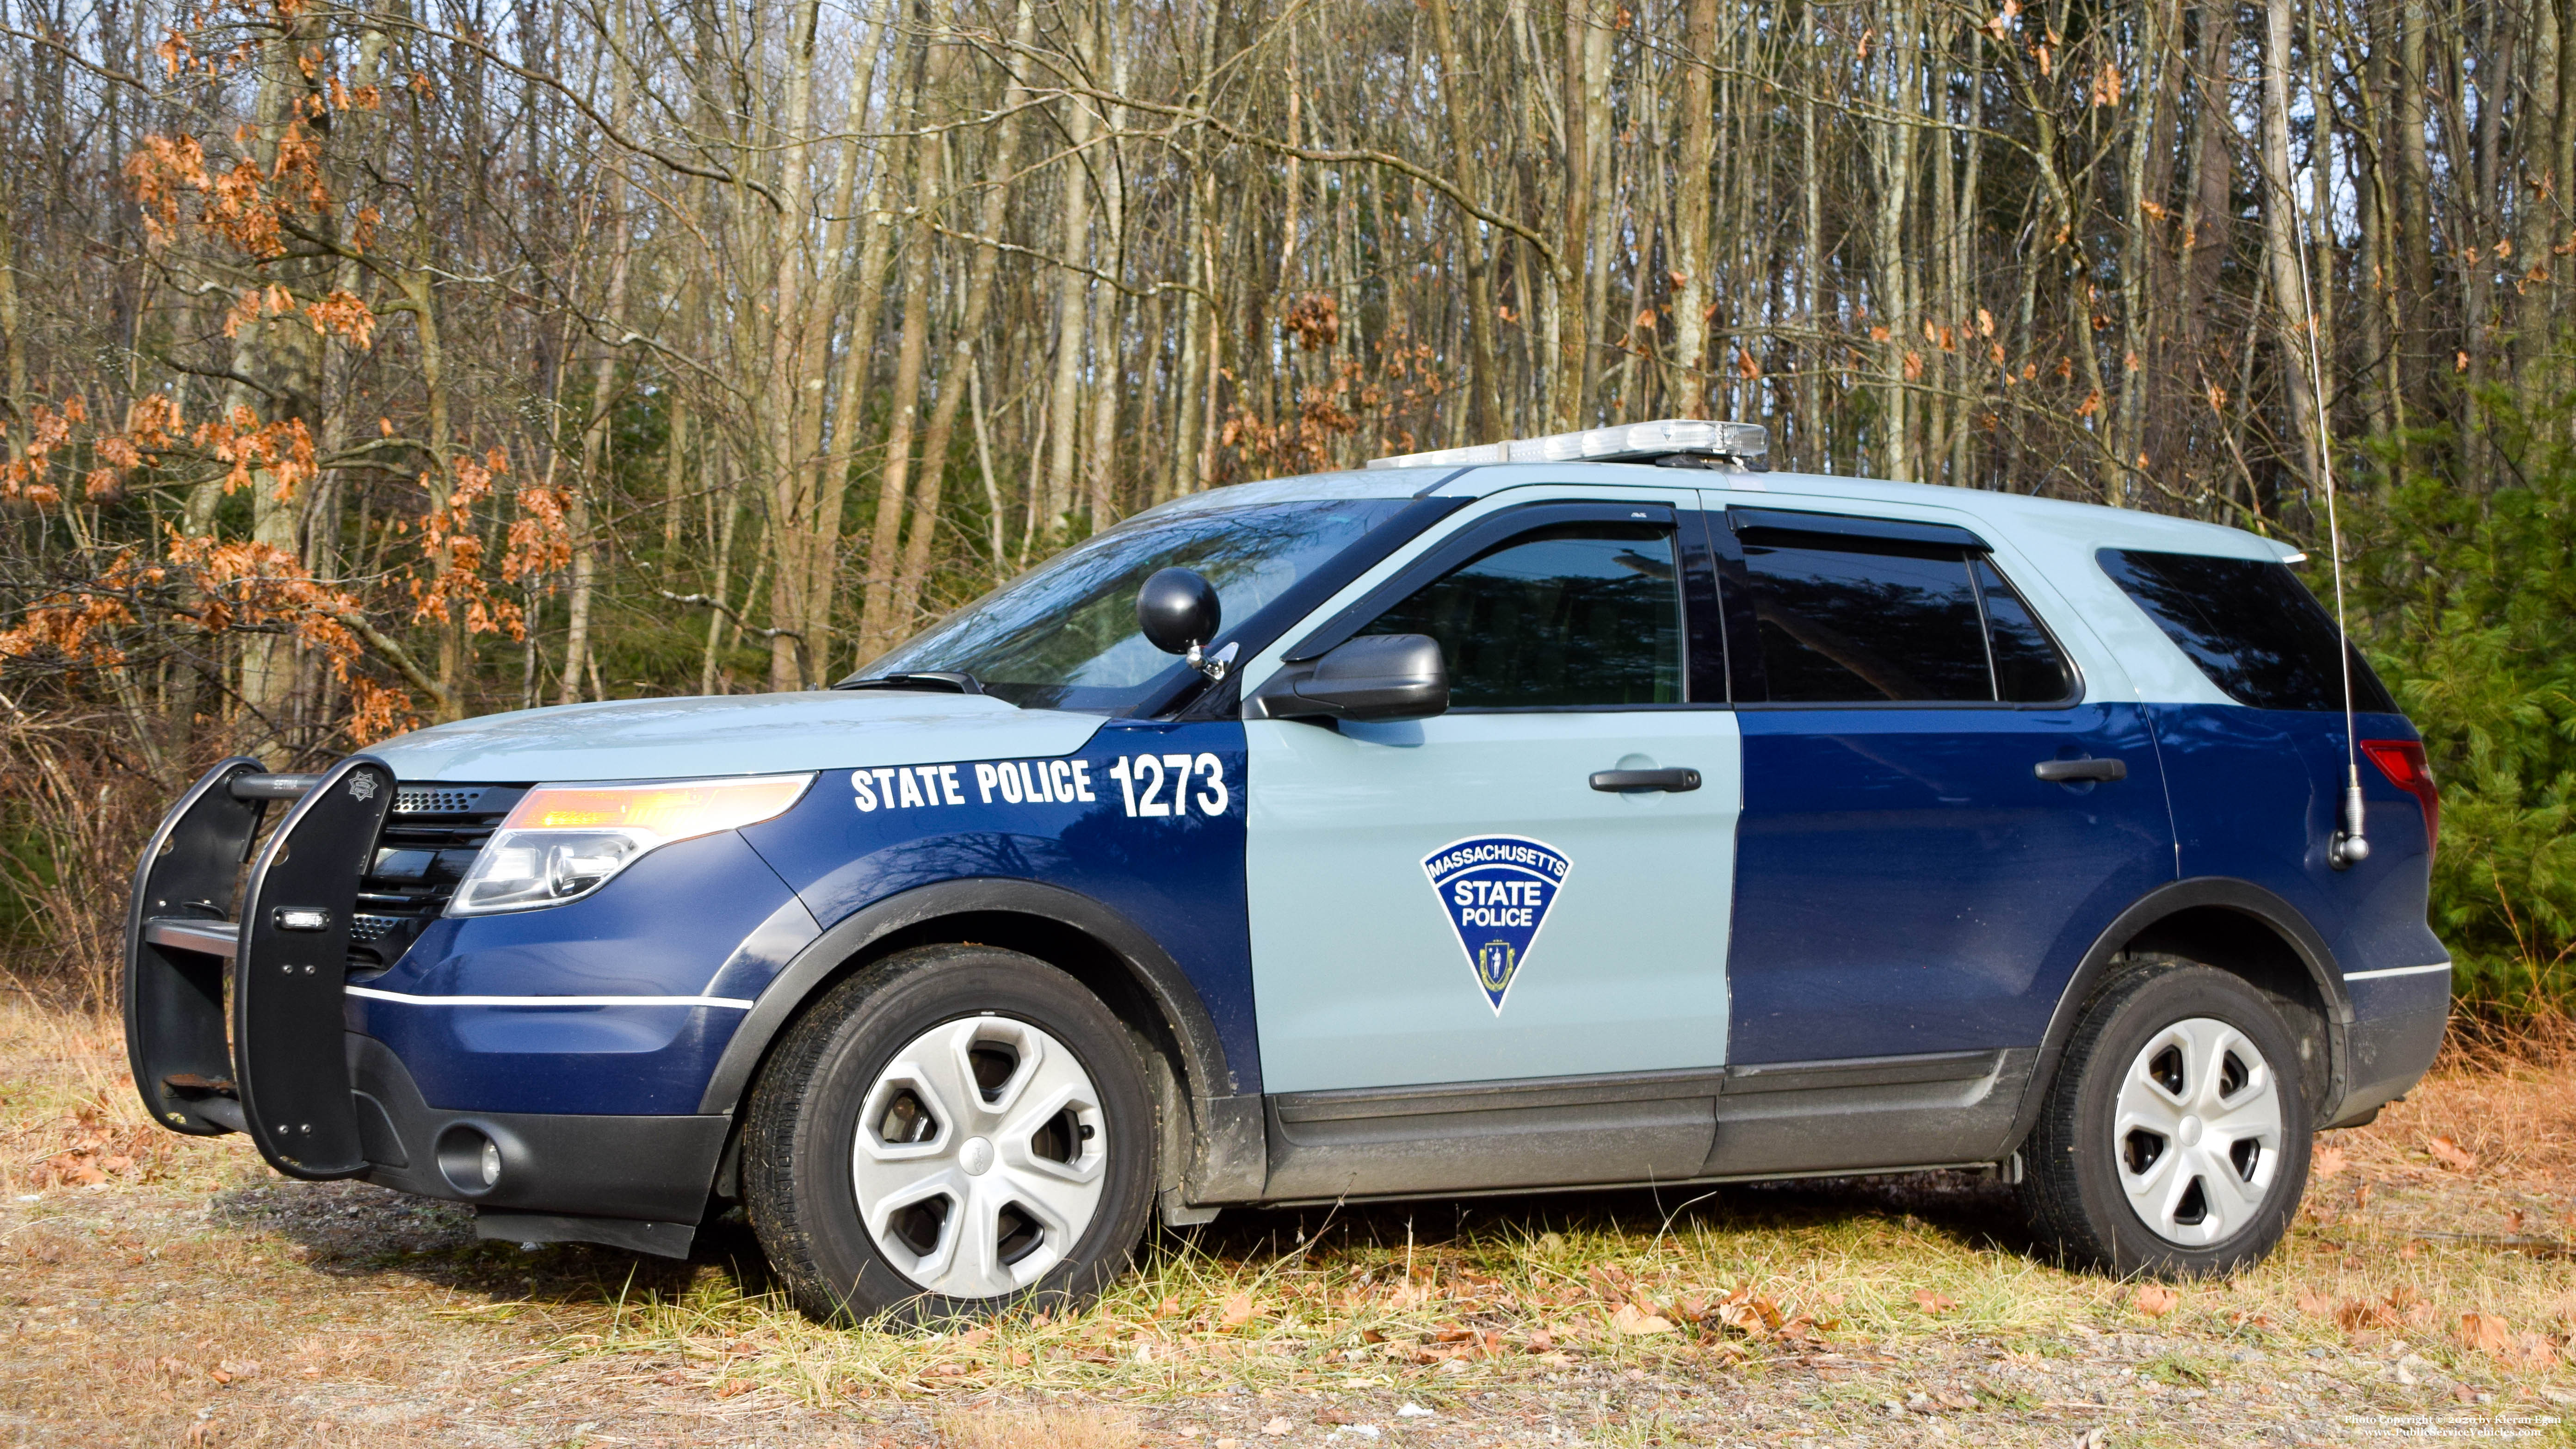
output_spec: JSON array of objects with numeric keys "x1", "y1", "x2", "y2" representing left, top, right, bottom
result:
[{"x1": 1365, "y1": 418, "x2": 1769, "y2": 471}]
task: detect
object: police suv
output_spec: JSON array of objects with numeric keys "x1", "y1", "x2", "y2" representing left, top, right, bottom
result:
[{"x1": 125, "y1": 420, "x2": 2449, "y2": 1323}]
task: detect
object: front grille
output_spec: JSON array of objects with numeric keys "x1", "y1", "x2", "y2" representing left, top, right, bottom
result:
[{"x1": 348, "y1": 782, "x2": 527, "y2": 973}]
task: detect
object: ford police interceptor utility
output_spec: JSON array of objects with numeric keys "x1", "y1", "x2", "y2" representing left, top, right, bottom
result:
[{"x1": 124, "y1": 419, "x2": 2449, "y2": 1324}]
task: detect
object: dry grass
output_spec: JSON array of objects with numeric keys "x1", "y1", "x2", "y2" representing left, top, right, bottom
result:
[{"x1": 5, "y1": 998, "x2": 2572, "y2": 1446}]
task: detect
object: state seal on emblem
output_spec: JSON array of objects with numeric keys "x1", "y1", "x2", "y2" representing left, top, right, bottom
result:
[{"x1": 1420, "y1": 835, "x2": 1570, "y2": 1014}]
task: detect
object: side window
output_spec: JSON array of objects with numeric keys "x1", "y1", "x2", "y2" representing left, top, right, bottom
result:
[
  {"x1": 2097, "y1": 548, "x2": 2397, "y2": 712},
  {"x1": 1976, "y1": 559, "x2": 2076, "y2": 703},
  {"x1": 1361, "y1": 522, "x2": 1684, "y2": 707},
  {"x1": 1732, "y1": 531, "x2": 2074, "y2": 704}
]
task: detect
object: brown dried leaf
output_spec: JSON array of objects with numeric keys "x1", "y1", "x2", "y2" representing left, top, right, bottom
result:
[
  {"x1": 2314, "y1": 1143, "x2": 2347, "y2": 1178},
  {"x1": 2459, "y1": 1313, "x2": 2515, "y2": 1356},
  {"x1": 1913, "y1": 1289, "x2": 1957, "y2": 1316},
  {"x1": 2133, "y1": 1285, "x2": 2180, "y2": 1319},
  {"x1": 2428, "y1": 1136, "x2": 2479, "y2": 1172},
  {"x1": 1219, "y1": 1292, "x2": 1259, "y2": 1329},
  {"x1": 1609, "y1": 1303, "x2": 1676, "y2": 1337}
]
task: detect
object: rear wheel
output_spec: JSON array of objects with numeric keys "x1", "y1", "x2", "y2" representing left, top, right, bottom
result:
[
  {"x1": 742, "y1": 944, "x2": 1156, "y2": 1325},
  {"x1": 2019, "y1": 959, "x2": 2312, "y2": 1277}
]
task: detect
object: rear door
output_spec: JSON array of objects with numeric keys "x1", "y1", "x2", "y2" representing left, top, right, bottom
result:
[
  {"x1": 1712, "y1": 504, "x2": 2178, "y2": 1065},
  {"x1": 1243, "y1": 489, "x2": 1742, "y2": 1094}
]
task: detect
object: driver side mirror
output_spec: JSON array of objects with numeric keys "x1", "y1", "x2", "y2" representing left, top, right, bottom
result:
[
  {"x1": 1137, "y1": 568, "x2": 1234, "y2": 681},
  {"x1": 1248, "y1": 634, "x2": 1451, "y2": 723}
]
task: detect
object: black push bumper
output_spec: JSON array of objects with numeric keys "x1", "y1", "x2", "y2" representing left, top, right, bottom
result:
[
  {"x1": 124, "y1": 758, "x2": 727, "y2": 1255},
  {"x1": 125, "y1": 755, "x2": 395, "y2": 1177}
]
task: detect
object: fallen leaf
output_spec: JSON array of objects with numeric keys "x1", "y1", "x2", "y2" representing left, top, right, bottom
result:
[
  {"x1": 1219, "y1": 1292, "x2": 1258, "y2": 1328},
  {"x1": 1609, "y1": 1302, "x2": 1675, "y2": 1336},
  {"x1": 1261, "y1": 1416, "x2": 1293, "y2": 1437},
  {"x1": 2296, "y1": 1290, "x2": 2335, "y2": 1318},
  {"x1": 2134, "y1": 1285, "x2": 2180, "y2": 1319},
  {"x1": 2459, "y1": 1313, "x2": 2515, "y2": 1356},
  {"x1": 714, "y1": 1378, "x2": 753, "y2": 1398},
  {"x1": 1913, "y1": 1289, "x2": 1957, "y2": 1315},
  {"x1": 2428, "y1": 1137, "x2": 2479, "y2": 1172},
  {"x1": 2313, "y1": 1143, "x2": 2347, "y2": 1178}
]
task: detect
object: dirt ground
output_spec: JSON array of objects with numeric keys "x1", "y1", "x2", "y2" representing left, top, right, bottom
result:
[{"x1": 3, "y1": 1004, "x2": 2571, "y2": 1448}]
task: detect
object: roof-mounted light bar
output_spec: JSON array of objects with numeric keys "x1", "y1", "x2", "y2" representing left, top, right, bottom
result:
[{"x1": 1365, "y1": 418, "x2": 1770, "y2": 471}]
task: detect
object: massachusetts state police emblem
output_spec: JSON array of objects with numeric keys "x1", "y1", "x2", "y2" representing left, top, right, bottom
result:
[{"x1": 1421, "y1": 835, "x2": 1571, "y2": 1014}]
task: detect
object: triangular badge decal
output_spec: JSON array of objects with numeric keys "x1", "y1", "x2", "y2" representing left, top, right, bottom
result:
[{"x1": 1421, "y1": 835, "x2": 1571, "y2": 1014}]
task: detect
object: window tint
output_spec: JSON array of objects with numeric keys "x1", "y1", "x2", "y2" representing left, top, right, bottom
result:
[
  {"x1": 1731, "y1": 535, "x2": 2075, "y2": 704},
  {"x1": 1738, "y1": 540, "x2": 1995, "y2": 702},
  {"x1": 2097, "y1": 549, "x2": 2397, "y2": 713},
  {"x1": 1361, "y1": 522, "x2": 1683, "y2": 707},
  {"x1": 1976, "y1": 559, "x2": 2076, "y2": 703}
]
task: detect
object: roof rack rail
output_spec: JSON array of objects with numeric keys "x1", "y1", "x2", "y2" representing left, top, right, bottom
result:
[{"x1": 1365, "y1": 418, "x2": 1768, "y2": 471}]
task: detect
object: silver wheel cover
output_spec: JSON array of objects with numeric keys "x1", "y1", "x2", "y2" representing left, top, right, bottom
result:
[
  {"x1": 2113, "y1": 1015, "x2": 2285, "y2": 1245},
  {"x1": 852, "y1": 1015, "x2": 1108, "y2": 1299}
]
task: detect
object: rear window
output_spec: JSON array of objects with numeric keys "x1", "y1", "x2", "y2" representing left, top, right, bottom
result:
[{"x1": 2096, "y1": 549, "x2": 2397, "y2": 713}]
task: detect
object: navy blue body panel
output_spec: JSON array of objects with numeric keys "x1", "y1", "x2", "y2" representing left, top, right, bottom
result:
[
  {"x1": 736, "y1": 719, "x2": 1259, "y2": 1094},
  {"x1": 2149, "y1": 704, "x2": 2446, "y2": 978},
  {"x1": 1727, "y1": 703, "x2": 2176, "y2": 1062},
  {"x1": 347, "y1": 831, "x2": 806, "y2": 1114}
]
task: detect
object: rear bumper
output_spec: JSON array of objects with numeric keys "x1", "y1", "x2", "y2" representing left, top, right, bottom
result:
[
  {"x1": 348, "y1": 1031, "x2": 728, "y2": 1247},
  {"x1": 2329, "y1": 963, "x2": 2451, "y2": 1127}
]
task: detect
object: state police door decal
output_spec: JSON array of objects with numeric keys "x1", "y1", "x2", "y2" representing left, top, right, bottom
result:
[{"x1": 1421, "y1": 836, "x2": 1571, "y2": 1013}]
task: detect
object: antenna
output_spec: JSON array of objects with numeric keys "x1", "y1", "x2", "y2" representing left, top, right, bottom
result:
[{"x1": 2285, "y1": 155, "x2": 2368, "y2": 868}]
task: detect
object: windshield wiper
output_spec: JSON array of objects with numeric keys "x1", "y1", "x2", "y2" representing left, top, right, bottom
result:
[{"x1": 833, "y1": 670, "x2": 990, "y2": 697}]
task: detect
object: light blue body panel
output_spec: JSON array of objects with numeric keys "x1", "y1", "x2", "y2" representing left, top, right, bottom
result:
[
  {"x1": 1235, "y1": 476, "x2": 1742, "y2": 1094},
  {"x1": 369, "y1": 690, "x2": 1107, "y2": 782},
  {"x1": 1245, "y1": 710, "x2": 1742, "y2": 1092}
]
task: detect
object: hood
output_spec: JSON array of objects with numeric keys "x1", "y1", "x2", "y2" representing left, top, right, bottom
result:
[{"x1": 364, "y1": 690, "x2": 1107, "y2": 784}]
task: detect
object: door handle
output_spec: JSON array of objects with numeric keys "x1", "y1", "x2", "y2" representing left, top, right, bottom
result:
[
  {"x1": 2034, "y1": 757, "x2": 2128, "y2": 783},
  {"x1": 1590, "y1": 768, "x2": 1702, "y2": 793}
]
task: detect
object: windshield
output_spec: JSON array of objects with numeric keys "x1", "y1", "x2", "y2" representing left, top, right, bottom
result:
[{"x1": 857, "y1": 498, "x2": 1408, "y2": 712}]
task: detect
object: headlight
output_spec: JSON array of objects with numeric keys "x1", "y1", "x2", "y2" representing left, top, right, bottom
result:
[{"x1": 448, "y1": 774, "x2": 813, "y2": 916}]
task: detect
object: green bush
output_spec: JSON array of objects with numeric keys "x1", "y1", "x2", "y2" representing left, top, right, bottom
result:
[{"x1": 2347, "y1": 387, "x2": 2576, "y2": 1013}]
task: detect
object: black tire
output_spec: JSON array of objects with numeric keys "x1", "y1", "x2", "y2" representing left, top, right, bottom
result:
[
  {"x1": 741, "y1": 944, "x2": 1157, "y2": 1326},
  {"x1": 2018, "y1": 957, "x2": 2314, "y2": 1278}
]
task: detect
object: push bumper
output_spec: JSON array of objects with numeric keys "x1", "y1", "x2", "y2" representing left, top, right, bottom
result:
[
  {"x1": 124, "y1": 759, "x2": 728, "y2": 1255},
  {"x1": 125, "y1": 755, "x2": 395, "y2": 1177}
]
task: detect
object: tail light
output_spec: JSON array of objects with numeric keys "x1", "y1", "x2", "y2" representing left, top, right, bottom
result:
[{"x1": 2359, "y1": 739, "x2": 2439, "y2": 863}]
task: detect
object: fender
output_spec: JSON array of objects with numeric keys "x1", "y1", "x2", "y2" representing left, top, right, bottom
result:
[
  {"x1": 695, "y1": 876, "x2": 1266, "y2": 1202},
  {"x1": 2002, "y1": 876, "x2": 2352, "y2": 1152}
]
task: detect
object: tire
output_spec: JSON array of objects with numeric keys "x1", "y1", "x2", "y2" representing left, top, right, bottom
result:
[
  {"x1": 741, "y1": 944, "x2": 1157, "y2": 1326},
  {"x1": 2018, "y1": 956, "x2": 2313, "y2": 1278}
]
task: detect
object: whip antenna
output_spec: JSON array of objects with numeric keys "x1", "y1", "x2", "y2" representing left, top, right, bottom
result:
[{"x1": 2286, "y1": 163, "x2": 2368, "y2": 868}]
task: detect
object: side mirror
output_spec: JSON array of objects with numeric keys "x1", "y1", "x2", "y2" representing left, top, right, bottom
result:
[
  {"x1": 1137, "y1": 567, "x2": 1235, "y2": 681},
  {"x1": 1249, "y1": 634, "x2": 1450, "y2": 723},
  {"x1": 1137, "y1": 567, "x2": 1221, "y2": 655}
]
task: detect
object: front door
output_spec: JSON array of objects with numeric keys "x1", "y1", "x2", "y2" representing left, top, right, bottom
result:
[
  {"x1": 1712, "y1": 504, "x2": 2178, "y2": 1065},
  {"x1": 1244, "y1": 496, "x2": 1741, "y2": 1094}
]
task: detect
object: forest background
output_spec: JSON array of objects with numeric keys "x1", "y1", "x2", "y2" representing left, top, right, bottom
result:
[{"x1": 1, "y1": 0, "x2": 2572, "y2": 1018}]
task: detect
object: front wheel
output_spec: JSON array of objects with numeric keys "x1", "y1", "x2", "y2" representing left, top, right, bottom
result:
[
  {"x1": 742, "y1": 944, "x2": 1157, "y2": 1325},
  {"x1": 2018, "y1": 959, "x2": 2313, "y2": 1278}
]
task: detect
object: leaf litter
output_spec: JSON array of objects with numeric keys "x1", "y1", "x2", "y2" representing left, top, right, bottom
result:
[{"x1": 2, "y1": 1000, "x2": 2572, "y2": 1445}]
